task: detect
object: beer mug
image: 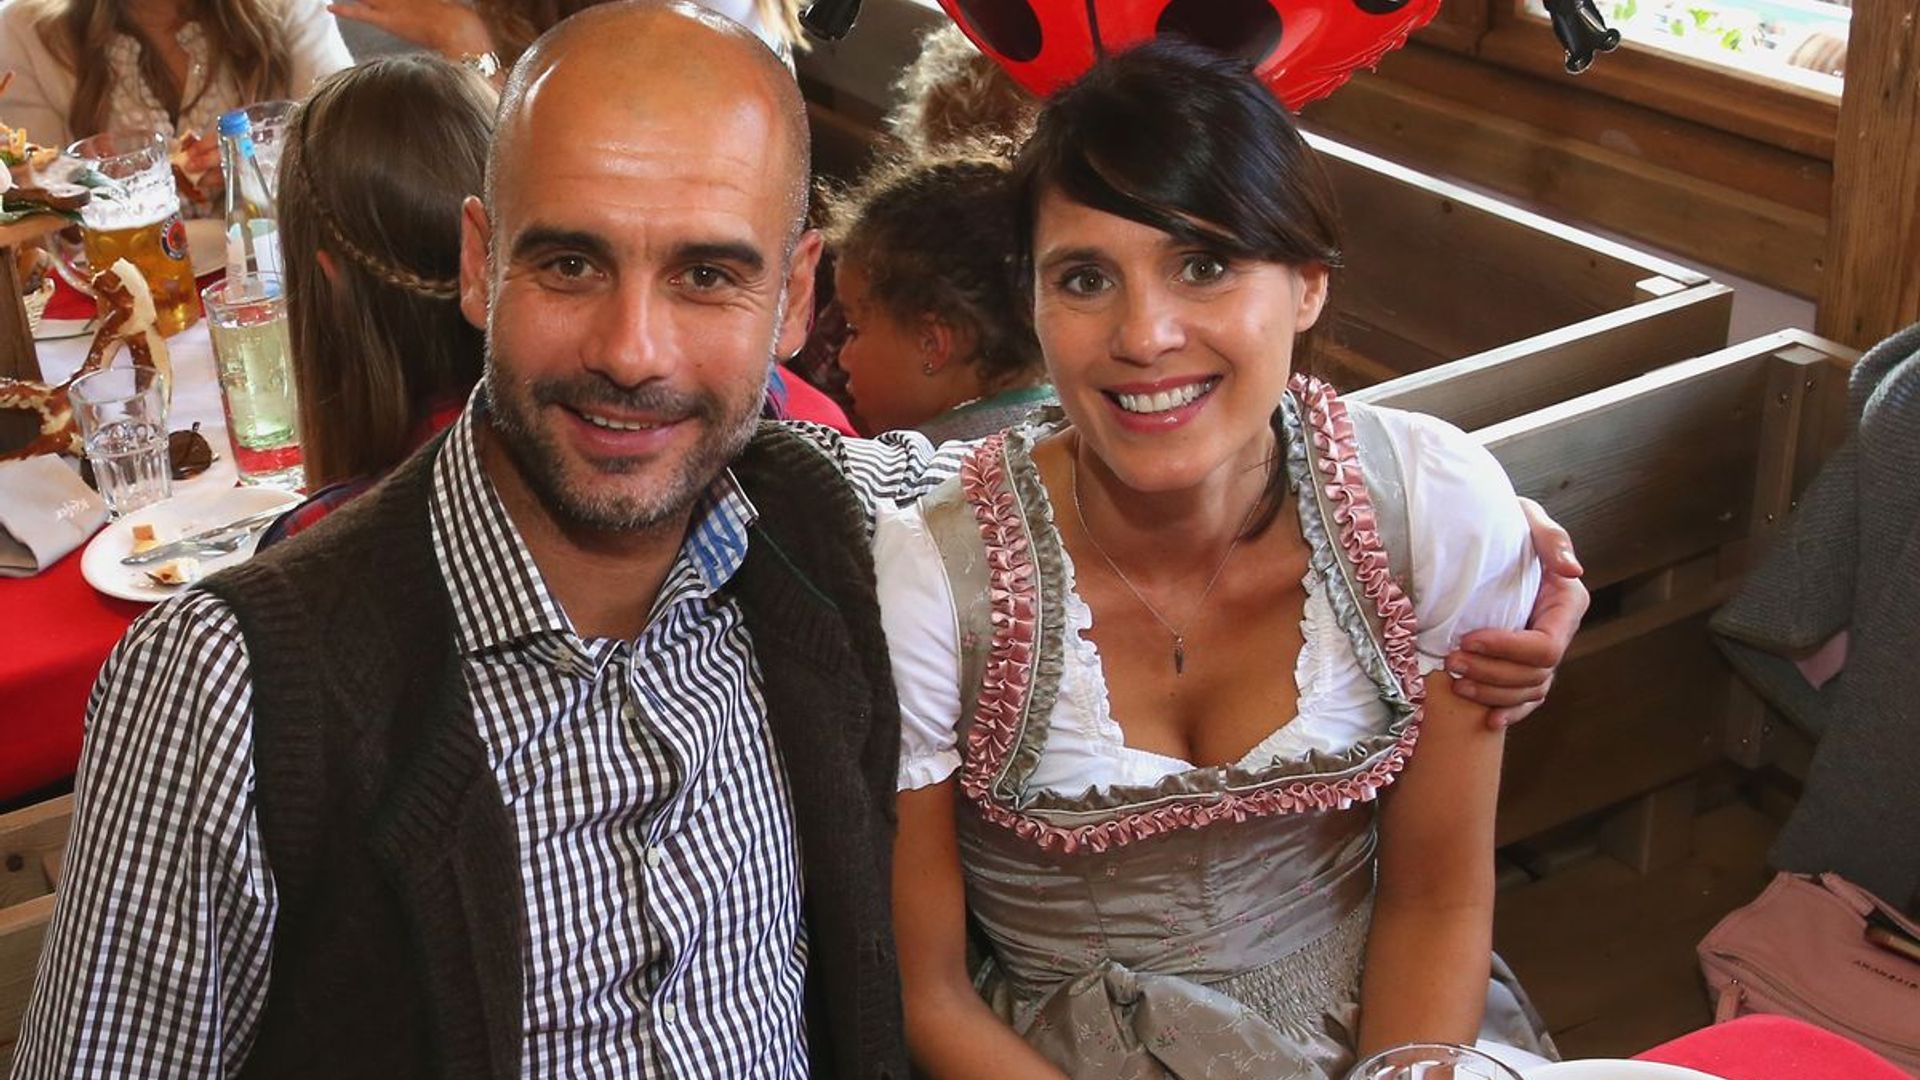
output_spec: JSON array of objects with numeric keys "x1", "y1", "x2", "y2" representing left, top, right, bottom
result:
[{"x1": 56, "y1": 129, "x2": 201, "y2": 336}]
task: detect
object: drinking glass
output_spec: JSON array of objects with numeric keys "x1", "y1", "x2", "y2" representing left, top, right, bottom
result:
[
  {"x1": 201, "y1": 272, "x2": 304, "y2": 491},
  {"x1": 64, "y1": 129, "x2": 201, "y2": 335},
  {"x1": 69, "y1": 366, "x2": 172, "y2": 517},
  {"x1": 1346, "y1": 1043, "x2": 1525, "y2": 1080}
]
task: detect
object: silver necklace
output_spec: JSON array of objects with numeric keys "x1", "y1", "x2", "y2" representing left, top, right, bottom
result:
[{"x1": 1068, "y1": 445, "x2": 1254, "y2": 676}]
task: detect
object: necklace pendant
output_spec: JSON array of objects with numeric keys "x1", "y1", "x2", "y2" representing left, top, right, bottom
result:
[{"x1": 1173, "y1": 636, "x2": 1186, "y2": 676}]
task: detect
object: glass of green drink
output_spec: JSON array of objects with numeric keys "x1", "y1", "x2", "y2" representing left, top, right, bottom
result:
[{"x1": 202, "y1": 272, "x2": 304, "y2": 491}]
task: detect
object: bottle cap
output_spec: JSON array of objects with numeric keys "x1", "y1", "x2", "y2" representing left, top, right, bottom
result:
[{"x1": 218, "y1": 110, "x2": 251, "y2": 137}]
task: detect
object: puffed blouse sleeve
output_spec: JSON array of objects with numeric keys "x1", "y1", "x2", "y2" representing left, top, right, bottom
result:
[
  {"x1": 1374, "y1": 408, "x2": 1542, "y2": 673},
  {"x1": 872, "y1": 501, "x2": 965, "y2": 790},
  {"x1": 282, "y1": 0, "x2": 353, "y2": 96}
]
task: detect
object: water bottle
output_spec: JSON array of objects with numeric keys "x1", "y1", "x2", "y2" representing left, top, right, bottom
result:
[{"x1": 217, "y1": 110, "x2": 282, "y2": 285}]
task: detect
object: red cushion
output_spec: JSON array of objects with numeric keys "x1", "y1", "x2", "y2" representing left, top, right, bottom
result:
[{"x1": 1635, "y1": 1015, "x2": 1909, "y2": 1080}]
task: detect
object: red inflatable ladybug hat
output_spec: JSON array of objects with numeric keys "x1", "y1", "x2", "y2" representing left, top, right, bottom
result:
[{"x1": 933, "y1": 0, "x2": 1441, "y2": 111}]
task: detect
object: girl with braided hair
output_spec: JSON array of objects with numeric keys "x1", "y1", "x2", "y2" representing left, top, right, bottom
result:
[
  {"x1": 821, "y1": 149, "x2": 1053, "y2": 441},
  {"x1": 259, "y1": 54, "x2": 491, "y2": 545}
]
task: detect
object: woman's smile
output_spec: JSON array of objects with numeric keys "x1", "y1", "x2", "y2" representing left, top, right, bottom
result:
[{"x1": 1100, "y1": 374, "x2": 1224, "y2": 432}]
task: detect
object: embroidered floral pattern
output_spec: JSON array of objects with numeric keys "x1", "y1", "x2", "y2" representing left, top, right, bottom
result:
[
  {"x1": 105, "y1": 25, "x2": 229, "y2": 141},
  {"x1": 957, "y1": 375, "x2": 1427, "y2": 854}
]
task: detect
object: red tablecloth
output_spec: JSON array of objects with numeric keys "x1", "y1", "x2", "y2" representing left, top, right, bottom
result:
[
  {"x1": 1634, "y1": 1015, "x2": 1909, "y2": 1079},
  {"x1": 0, "y1": 550, "x2": 144, "y2": 799},
  {"x1": 43, "y1": 274, "x2": 98, "y2": 322}
]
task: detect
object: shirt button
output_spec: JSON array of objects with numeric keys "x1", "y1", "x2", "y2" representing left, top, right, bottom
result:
[
  {"x1": 621, "y1": 700, "x2": 639, "y2": 721},
  {"x1": 646, "y1": 846, "x2": 665, "y2": 869},
  {"x1": 658, "y1": 1002, "x2": 679, "y2": 1024}
]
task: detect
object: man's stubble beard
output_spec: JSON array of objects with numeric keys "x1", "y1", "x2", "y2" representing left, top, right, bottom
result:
[{"x1": 481, "y1": 343, "x2": 770, "y2": 535}]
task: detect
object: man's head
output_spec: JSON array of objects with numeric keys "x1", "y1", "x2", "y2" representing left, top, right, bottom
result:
[{"x1": 459, "y1": 0, "x2": 819, "y2": 534}]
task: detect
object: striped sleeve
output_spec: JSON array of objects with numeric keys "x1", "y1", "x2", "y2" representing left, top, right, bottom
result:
[
  {"x1": 10, "y1": 592, "x2": 276, "y2": 1079},
  {"x1": 776, "y1": 421, "x2": 975, "y2": 533}
]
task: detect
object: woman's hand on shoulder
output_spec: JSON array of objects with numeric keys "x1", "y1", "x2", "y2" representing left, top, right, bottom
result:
[
  {"x1": 1447, "y1": 497, "x2": 1589, "y2": 730},
  {"x1": 327, "y1": 0, "x2": 493, "y2": 58}
]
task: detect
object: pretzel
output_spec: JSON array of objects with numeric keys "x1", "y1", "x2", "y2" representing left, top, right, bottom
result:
[
  {"x1": 0, "y1": 259, "x2": 174, "y2": 461},
  {"x1": 84, "y1": 259, "x2": 172, "y2": 394}
]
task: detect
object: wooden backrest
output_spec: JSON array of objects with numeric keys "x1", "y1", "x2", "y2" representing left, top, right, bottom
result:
[
  {"x1": 1310, "y1": 134, "x2": 1710, "y2": 375},
  {"x1": 1352, "y1": 282, "x2": 1734, "y2": 432},
  {"x1": 1477, "y1": 330, "x2": 1854, "y2": 592}
]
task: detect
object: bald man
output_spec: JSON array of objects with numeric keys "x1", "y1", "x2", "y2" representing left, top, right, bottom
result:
[{"x1": 11, "y1": 5, "x2": 950, "y2": 1077}]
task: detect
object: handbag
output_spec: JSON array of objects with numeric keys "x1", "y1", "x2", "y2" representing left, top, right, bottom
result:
[{"x1": 1698, "y1": 871, "x2": 1920, "y2": 1075}]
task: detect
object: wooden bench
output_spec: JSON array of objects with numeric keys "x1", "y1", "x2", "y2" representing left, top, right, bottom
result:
[
  {"x1": 0, "y1": 795, "x2": 69, "y2": 1074},
  {"x1": 1438, "y1": 330, "x2": 1857, "y2": 862}
]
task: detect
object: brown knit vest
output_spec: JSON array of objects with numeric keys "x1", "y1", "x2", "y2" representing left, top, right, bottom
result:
[{"x1": 205, "y1": 422, "x2": 908, "y2": 1079}]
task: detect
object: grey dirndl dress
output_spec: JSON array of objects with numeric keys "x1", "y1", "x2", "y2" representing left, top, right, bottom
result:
[{"x1": 915, "y1": 375, "x2": 1556, "y2": 1079}]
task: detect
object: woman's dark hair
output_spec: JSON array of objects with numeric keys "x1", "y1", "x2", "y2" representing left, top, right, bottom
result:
[
  {"x1": 279, "y1": 56, "x2": 493, "y2": 488},
  {"x1": 1012, "y1": 37, "x2": 1344, "y2": 534},
  {"x1": 821, "y1": 149, "x2": 1043, "y2": 391}
]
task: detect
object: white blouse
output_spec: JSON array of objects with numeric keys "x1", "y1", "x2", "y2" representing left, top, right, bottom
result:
[
  {"x1": 0, "y1": 0, "x2": 352, "y2": 150},
  {"x1": 877, "y1": 406, "x2": 1541, "y2": 795}
]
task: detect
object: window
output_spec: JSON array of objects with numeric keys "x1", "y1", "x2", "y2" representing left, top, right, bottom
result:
[{"x1": 1518, "y1": 0, "x2": 1847, "y2": 94}]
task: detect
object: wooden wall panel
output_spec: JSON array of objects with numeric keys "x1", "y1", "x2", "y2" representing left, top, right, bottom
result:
[{"x1": 1303, "y1": 48, "x2": 1830, "y2": 297}]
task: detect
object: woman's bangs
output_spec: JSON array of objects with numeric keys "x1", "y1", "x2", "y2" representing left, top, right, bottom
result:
[{"x1": 1048, "y1": 144, "x2": 1258, "y2": 260}]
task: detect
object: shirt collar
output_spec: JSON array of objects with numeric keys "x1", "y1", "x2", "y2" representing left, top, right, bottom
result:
[{"x1": 429, "y1": 392, "x2": 760, "y2": 655}]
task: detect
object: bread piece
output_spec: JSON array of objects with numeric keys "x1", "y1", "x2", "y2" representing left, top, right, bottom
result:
[
  {"x1": 130, "y1": 522, "x2": 161, "y2": 554},
  {"x1": 144, "y1": 557, "x2": 199, "y2": 587}
]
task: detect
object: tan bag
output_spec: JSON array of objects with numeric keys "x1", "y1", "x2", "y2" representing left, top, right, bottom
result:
[{"x1": 1698, "y1": 872, "x2": 1920, "y2": 1075}]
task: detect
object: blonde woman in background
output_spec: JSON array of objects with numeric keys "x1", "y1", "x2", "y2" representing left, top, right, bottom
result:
[
  {"x1": 0, "y1": 0, "x2": 350, "y2": 147},
  {"x1": 882, "y1": 21, "x2": 1038, "y2": 158}
]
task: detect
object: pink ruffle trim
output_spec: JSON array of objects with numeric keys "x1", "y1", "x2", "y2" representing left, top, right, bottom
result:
[{"x1": 958, "y1": 376, "x2": 1427, "y2": 854}]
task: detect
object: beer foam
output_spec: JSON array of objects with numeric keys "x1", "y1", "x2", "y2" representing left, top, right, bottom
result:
[
  {"x1": 83, "y1": 198, "x2": 178, "y2": 232},
  {"x1": 81, "y1": 166, "x2": 179, "y2": 231}
]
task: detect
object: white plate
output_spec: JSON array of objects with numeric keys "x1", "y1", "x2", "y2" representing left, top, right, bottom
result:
[
  {"x1": 81, "y1": 486, "x2": 300, "y2": 603},
  {"x1": 1525, "y1": 1061, "x2": 1726, "y2": 1080},
  {"x1": 31, "y1": 315, "x2": 95, "y2": 340}
]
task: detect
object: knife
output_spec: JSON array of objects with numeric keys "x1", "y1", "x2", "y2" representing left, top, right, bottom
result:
[{"x1": 120, "y1": 507, "x2": 289, "y2": 566}]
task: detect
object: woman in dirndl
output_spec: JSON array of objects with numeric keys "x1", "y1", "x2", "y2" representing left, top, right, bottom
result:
[{"x1": 876, "y1": 38, "x2": 1559, "y2": 1080}]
